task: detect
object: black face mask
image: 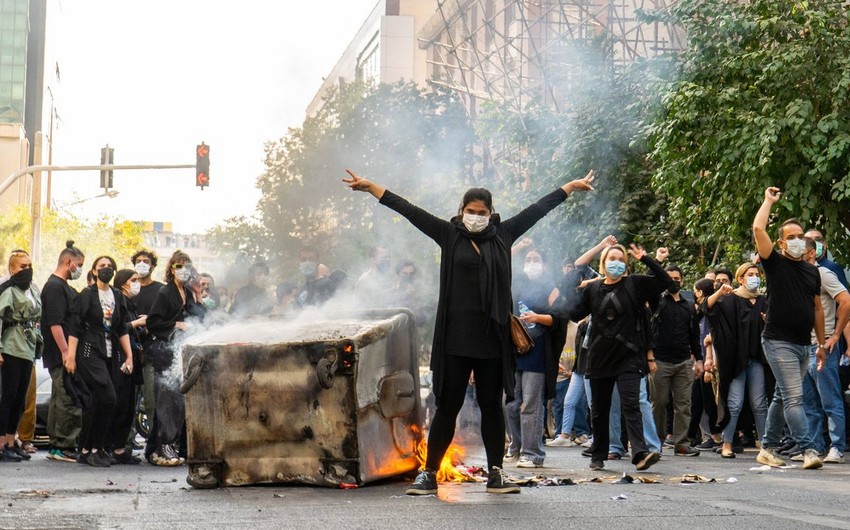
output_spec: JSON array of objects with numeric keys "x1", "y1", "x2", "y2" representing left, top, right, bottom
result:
[
  {"x1": 10, "y1": 268, "x2": 33, "y2": 290},
  {"x1": 668, "y1": 283, "x2": 681, "y2": 294},
  {"x1": 97, "y1": 267, "x2": 115, "y2": 284}
]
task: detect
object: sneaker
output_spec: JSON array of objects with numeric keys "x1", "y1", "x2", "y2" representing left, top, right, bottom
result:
[
  {"x1": 151, "y1": 445, "x2": 182, "y2": 467},
  {"x1": 503, "y1": 452, "x2": 519, "y2": 463},
  {"x1": 486, "y1": 466, "x2": 520, "y2": 494},
  {"x1": 573, "y1": 434, "x2": 589, "y2": 445},
  {"x1": 48, "y1": 448, "x2": 79, "y2": 463},
  {"x1": 663, "y1": 436, "x2": 675, "y2": 449},
  {"x1": 779, "y1": 443, "x2": 799, "y2": 456},
  {"x1": 77, "y1": 451, "x2": 90, "y2": 465},
  {"x1": 696, "y1": 438, "x2": 720, "y2": 450},
  {"x1": 720, "y1": 448, "x2": 736, "y2": 459},
  {"x1": 823, "y1": 447, "x2": 845, "y2": 464},
  {"x1": 516, "y1": 457, "x2": 542, "y2": 468},
  {"x1": 405, "y1": 469, "x2": 437, "y2": 495},
  {"x1": 607, "y1": 452, "x2": 623, "y2": 460},
  {"x1": 88, "y1": 451, "x2": 111, "y2": 468},
  {"x1": 0, "y1": 446, "x2": 23, "y2": 463},
  {"x1": 635, "y1": 451, "x2": 661, "y2": 471},
  {"x1": 581, "y1": 436, "x2": 594, "y2": 448},
  {"x1": 113, "y1": 451, "x2": 142, "y2": 465},
  {"x1": 8, "y1": 444, "x2": 31, "y2": 461},
  {"x1": 545, "y1": 436, "x2": 576, "y2": 447},
  {"x1": 589, "y1": 459, "x2": 605, "y2": 470},
  {"x1": 802, "y1": 449, "x2": 823, "y2": 470},
  {"x1": 674, "y1": 445, "x2": 700, "y2": 457},
  {"x1": 756, "y1": 447, "x2": 786, "y2": 467},
  {"x1": 581, "y1": 447, "x2": 593, "y2": 458}
]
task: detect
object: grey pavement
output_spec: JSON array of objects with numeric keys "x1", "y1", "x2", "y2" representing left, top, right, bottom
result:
[{"x1": 1, "y1": 442, "x2": 849, "y2": 529}]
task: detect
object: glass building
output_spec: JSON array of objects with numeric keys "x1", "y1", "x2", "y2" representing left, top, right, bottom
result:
[{"x1": 0, "y1": 0, "x2": 29, "y2": 123}]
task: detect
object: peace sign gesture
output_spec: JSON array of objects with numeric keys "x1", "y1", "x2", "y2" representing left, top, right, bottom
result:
[{"x1": 342, "y1": 169, "x2": 385, "y2": 199}]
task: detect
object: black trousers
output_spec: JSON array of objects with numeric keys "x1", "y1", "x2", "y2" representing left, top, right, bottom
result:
[
  {"x1": 426, "y1": 354, "x2": 504, "y2": 470},
  {"x1": 688, "y1": 377, "x2": 721, "y2": 439},
  {"x1": 590, "y1": 372, "x2": 647, "y2": 464},
  {"x1": 106, "y1": 358, "x2": 135, "y2": 451},
  {"x1": 76, "y1": 346, "x2": 117, "y2": 451},
  {"x1": 0, "y1": 355, "x2": 33, "y2": 436}
]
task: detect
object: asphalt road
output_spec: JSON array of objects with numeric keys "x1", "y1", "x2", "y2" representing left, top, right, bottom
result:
[{"x1": 1, "y1": 441, "x2": 848, "y2": 529}]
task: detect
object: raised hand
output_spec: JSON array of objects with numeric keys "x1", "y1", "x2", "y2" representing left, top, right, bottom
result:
[
  {"x1": 600, "y1": 235, "x2": 617, "y2": 247},
  {"x1": 342, "y1": 169, "x2": 371, "y2": 192},
  {"x1": 655, "y1": 247, "x2": 669, "y2": 262},
  {"x1": 563, "y1": 170, "x2": 595, "y2": 195},
  {"x1": 717, "y1": 283, "x2": 734, "y2": 296},
  {"x1": 764, "y1": 186, "x2": 781, "y2": 204},
  {"x1": 628, "y1": 243, "x2": 646, "y2": 261}
]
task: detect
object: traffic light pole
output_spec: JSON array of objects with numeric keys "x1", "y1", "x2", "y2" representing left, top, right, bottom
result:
[{"x1": 1, "y1": 163, "x2": 195, "y2": 262}]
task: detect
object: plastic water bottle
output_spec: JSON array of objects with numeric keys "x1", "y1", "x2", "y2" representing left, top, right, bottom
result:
[
  {"x1": 841, "y1": 354, "x2": 850, "y2": 367},
  {"x1": 518, "y1": 301, "x2": 536, "y2": 329}
]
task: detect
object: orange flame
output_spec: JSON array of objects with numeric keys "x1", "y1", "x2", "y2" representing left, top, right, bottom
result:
[{"x1": 415, "y1": 437, "x2": 476, "y2": 483}]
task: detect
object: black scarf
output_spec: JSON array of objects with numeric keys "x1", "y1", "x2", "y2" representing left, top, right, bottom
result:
[
  {"x1": 450, "y1": 214, "x2": 511, "y2": 331},
  {"x1": 0, "y1": 268, "x2": 33, "y2": 298}
]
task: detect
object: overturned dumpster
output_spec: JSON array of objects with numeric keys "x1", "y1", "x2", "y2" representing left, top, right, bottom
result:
[{"x1": 179, "y1": 310, "x2": 423, "y2": 489}]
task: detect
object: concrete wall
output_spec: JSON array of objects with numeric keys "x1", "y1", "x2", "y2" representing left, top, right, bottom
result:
[{"x1": 0, "y1": 122, "x2": 30, "y2": 211}]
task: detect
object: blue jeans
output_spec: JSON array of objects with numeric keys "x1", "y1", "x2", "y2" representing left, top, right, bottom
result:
[
  {"x1": 609, "y1": 377, "x2": 661, "y2": 455},
  {"x1": 505, "y1": 370, "x2": 546, "y2": 463},
  {"x1": 559, "y1": 373, "x2": 590, "y2": 437},
  {"x1": 722, "y1": 359, "x2": 768, "y2": 444},
  {"x1": 761, "y1": 338, "x2": 815, "y2": 450},
  {"x1": 553, "y1": 378, "x2": 569, "y2": 436},
  {"x1": 803, "y1": 343, "x2": 846, "y2": 453}
]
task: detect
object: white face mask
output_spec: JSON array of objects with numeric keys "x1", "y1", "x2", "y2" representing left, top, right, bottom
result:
[
  {"x1": 175, "y1": 268, "x2": 192, "y2": 283},
  {"x1": 134, "y1": 262, "x2": 151, "y2": 278},
  {"x1": 784, "y1": 238, "x2": 806, "y2": 259},
  {"x1": 524, "y1": 262, "x2": 543, "y2": 279},
  {"x1": 69, "y1": 266, "x2": 82, "y2": 281},
  {"x1": 129, "y1": 281, "x2": 141, "y2": 296},
  {"x1": 462, "y1": 213, "x2": 490, "y2": 233}
]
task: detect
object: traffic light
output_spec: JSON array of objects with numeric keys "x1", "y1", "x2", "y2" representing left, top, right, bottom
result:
[
  {"x1": 196, "y1": 143, "x2": 210, "y2": 188},
  {"x1": 100, "y1": 145, "x2": 114, "y2": 189}
]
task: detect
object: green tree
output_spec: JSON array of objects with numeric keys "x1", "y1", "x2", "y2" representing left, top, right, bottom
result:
[{"x1": 645, "y1": 0, "x2": 850, "y2": 262}]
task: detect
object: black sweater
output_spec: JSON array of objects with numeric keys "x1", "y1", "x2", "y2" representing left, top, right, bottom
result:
[
  {"x1": 146, "y1": 282, "x2": 206, "y2": 340},
  {"x1": 378, "y1": 188, "x2": 569, "y2": 404}
]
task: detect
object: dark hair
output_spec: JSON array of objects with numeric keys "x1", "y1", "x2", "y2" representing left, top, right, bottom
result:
[
  {"x1": 562, "y1": 256, "x2": 575, "y2": 267},
  {"x1": 276, "y1": 281, "x2": 297, "y2": 302},
  {"x1": 58, "y1": 240, "x2": 84, "y2": 263},
  {"x1": 299, "y1": 246, "x2": 319, "y2": 259},
  {"x1": 458, "y1": 187, "x2": 493, "y2": 214},
  {"x1": 131, "y1": 249, "x2": 158, "y2": 268},
  {"x1": 86, "y1": 270, "x2": 96, "y2": 285},
  {"x1": 91, "y1": 255, "x2": 118, "y2": 272},
  {"x1": 713, "y1": 268, "x2": 733, "y2": 281},
  {"x1": 395, "y1": 259, "x2": 416, "y2": 275},
  {"x1": 249, "y1": 261, "x2": 270, "y2": 275},
  {"x1": 694, "y1": 278, "x2": 715, "y2": 298},
  {"x1": 664, "y1": 264, "x2": 683, "y2": 277},
  {"x1": 804, "y1": 236, "x2": 817, "y2": 252},
  {"x1": 777, "y1": 218, "x2": 803, "y2": 239},
  {"x1": 114, "y1": 269, "x2": 135, "y2": 291},
  {"x1": 165, "y1": 250, "x2": 192, "y2": 283},
  {"x1": 525, "y1": 248, "x2": 547, "y2": 264}
]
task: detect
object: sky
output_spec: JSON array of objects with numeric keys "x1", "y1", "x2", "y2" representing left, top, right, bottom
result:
[{"x1": 50, "y1": 0, "x2": 380, "y2": 234}]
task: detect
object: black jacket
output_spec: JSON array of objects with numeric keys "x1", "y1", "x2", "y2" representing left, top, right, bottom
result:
[
  {"x1": 69, "y1": 284, "x2": 130, "y2": 360},
  {"x1": 379, "y1": 188, "x2": 569, "y2": 404},
  {"x1": 146, "y1": 282, "x2": 207, "y2": 340}
]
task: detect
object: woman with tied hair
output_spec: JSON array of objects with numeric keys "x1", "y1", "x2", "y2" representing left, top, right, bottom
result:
[
  {"x1": 0, "y1": 250, "x2": 42, "y2": 463},
  {"x1": 564, "y1": 240, "x2": 673, "y2": 471},
  {"x1": 343, "y1": 167, "x2": 594, "y2": 495},
  {"x1": 65, "y1": 255, "x2": 134, "y2": 467},
  {"x1": 703, "y1": 262, "x2": 769, "y2": 458},
  {"x1": 145, "y1": 250, "x2": 207, "y2": 466}
]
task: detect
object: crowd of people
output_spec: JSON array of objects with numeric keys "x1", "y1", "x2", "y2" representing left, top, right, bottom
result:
[
  {"x1": 1, "y1": 178, "x2": 849, "y2": 498},
  {"x1": 0, "y1": 237, "x2": 428, "y2": 468}
]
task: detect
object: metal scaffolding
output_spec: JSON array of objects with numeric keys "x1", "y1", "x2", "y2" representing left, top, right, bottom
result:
[{"x1": 417, "y1": 0, "x2": 684, "y2": 182}]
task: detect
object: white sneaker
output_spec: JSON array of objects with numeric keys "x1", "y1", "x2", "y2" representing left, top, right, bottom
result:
[
  {"x1": 516, "y1": 456, "x2": 542, "y2": 468},
  {"x1": 823, "y1": 447, "x2": 845, "y2": 464},
  {"x1": 503, "y1": 452, "x2": 519, "y2": 464},
  {"x1": 545, "y1": 436, "x2": 576, "y2": 447},
  {"x1": 573, "y1": 434, "x2": 589, "y2": 445},
  {"x1": 803, "y1": 448, "x2": 823, "y2": 470},
  {"x1": 756, "y1": 447, "x2": 786, "y2": 467},
  {"x1": 581, "y1": 436, "x2": 594, "y2": 448}
]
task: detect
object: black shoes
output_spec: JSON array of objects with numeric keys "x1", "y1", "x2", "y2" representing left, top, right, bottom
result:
[
  {"x1": 1, "y1": 445, "x2": 23, "y2": 462},
  {"x1": 405, "y1": 469, "x2": 438, "y2": 495},
  {"x1": 589, "y1": 460, "x2": 605, "y2": 470},
  {"x1": 486, "y1": 466, "x2": 520, "y2": 494},
  {"x1": 8, "y1": 444, "x2": 31, "y2": 460},
  {"x1": 113, "y1": 450, "x2": 142, "y2": 465}
]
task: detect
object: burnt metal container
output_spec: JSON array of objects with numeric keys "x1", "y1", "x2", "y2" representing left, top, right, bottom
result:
[{"x1": 180, "y1": 309, "x2": 423, "y2": 488}]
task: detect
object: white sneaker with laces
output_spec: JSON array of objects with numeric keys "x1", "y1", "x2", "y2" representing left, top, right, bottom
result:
[
  {"x1": 516, "y1": 456, "x2": 542, "y2": 468},
  {"x1": 545, "y1": 436, "x2": 576, "y2": 447},
  {"x1": 823, "y1": 447, "x2": 845, "y2": 464},
  {"x1": 581, "y1": 436, "x2": 594, "y2": 448}
]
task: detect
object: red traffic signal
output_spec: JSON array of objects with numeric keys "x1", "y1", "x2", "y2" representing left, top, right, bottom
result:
[{"x1": 196, "y1": 143, "x2": 210, "y2": 188}]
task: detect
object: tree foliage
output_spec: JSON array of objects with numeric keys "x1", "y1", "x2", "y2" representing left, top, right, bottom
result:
[{"x1": 645, "y1": 0, "x2": 850, "y2": 262}]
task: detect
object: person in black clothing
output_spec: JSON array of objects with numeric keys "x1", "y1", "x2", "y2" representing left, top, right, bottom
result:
[
  {"x1": 343, "y1": 167, "x2": 595, "y2": 495},
  {"x1": 41, "y1": 240, "x2": 85, "y2": 463},
  {"x1": 648, "y1": 264, "x2": 703, "y2": 457},
  {"x1": 565, "y1": 242, "x2": 673, "y2": 471},
  {"x1": 108, "y1": 269, "x2": 146, "y2": 464},
  {"x1": 228, "y1": 261, "x2": 274, "y2": 317},
  {"x1": 145, "y1": 250, "x2": 207, "y2": 466},
  {"x1": 65, "y1": 255, "x2": 134, "y2": 467},
  {"x1": 131, "y1": 249, "x2": 163, "y2": 435}
]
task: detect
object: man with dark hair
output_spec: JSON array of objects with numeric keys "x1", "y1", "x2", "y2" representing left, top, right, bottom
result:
[
  {"x1": 229, "y1": 261, "x2": 274, "y2": 317},
  {"x1": 131, "y1": 249, "x2": 163, "y2": 446},
  {"x1": 42, "y1": 241, "x2": 84, "y2": 463},
  {"x1": 713, "y1": 269, "x2": 733, "y2": 290},
  {"x1": 753, "y1": 188, "x2": 825, "y2": 470},
  {"x1": 649, "y1": 263, "x2": 703, "y2": 457},
  {"x1": 294, "y1": 247, "x2": 335, "y2": 307}
]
